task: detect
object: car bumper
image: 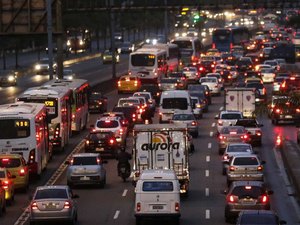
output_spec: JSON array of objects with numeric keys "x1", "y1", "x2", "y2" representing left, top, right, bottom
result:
[
  {"x1": 68, "y1": 175, "x2": 105, "y2": 185},
  {"x1": 226, "y1": 204, "x2": 270, "y2": 217},
  {"x1": 135, "y1": 213, "x2": 181, "y2": 219},
  {"x1": 30, "y1": 210, "x2": 74, "y2": 221},
  {"x1": 227, "y1": 174, "x2": 264, "y2": 182}
]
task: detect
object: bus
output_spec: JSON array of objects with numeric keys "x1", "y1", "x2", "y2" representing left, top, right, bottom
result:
[
  {"x1": 17, "y1": 86, "x2": 73, "y2": 152},
  {"x1": 171, "y1": 36, "x2": 203, "y2": 66},
  {"x1": 212, "y1": 27, "x2": 251, "y2": 52},
  {"x1": 129, "y1": 48, "x2": 168, "y2": 83},
  {"x1": 142, "y1": 43, "x2": 179, "y2": 72},
  {"x1": 0, "y1": 102, "x2": 49, "y2": 176},
  {"x1": 44, "y1": 79, "x2": 90, "y2": 133}
]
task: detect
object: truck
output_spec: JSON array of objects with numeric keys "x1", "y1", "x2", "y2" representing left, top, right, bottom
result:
[
  {"x1": 269, "y1": 42, "x2": 295, "y2": 63},
  {"x1": 132, "y1": 124, "x2": 191, "y2": 195},
  {"x1": 224, "y1": 88, "x2": 257, "y2": 118}
]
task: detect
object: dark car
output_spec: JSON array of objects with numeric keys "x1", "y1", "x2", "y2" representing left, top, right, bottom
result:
[
  {"x1": 224, "y1": 181, "x2": 273, "y2": 222},
  {"x1": 279, "y1": 76, "x2": 300, "y2": 95},
  {"x1": 236, "y1": 210, "x2": 286, "y2": 225},
  {"x1": 245, "y1": 82, "x2": 267, "y2": 103},
  {"x1": 236, "y1": 57, "x2": 253, "y2": 71},
  {"x1": 112, "y1": 105, "x2": 139, "y2": 128},
  {"x1": 88, "y1": 92, "x2": 108, "y2": 113},
  {"x1": 84, "y1": 130, "x2": 119, "y2": 157},
  {"x1": 0, "y1": 70, "x2": 17, "y2": 86},
  {"x1": 197, "y1": 60, "x2": 215, "y2": 75},
  {"x1": 236, "y1": 119, "x2": 263, "y2": 146},
  {"x1": 138, "y1": 84, "x2": 161, "y2": 105},
  {"x1": 188, "y1": 84, "x2": 212, "y2": 105}
]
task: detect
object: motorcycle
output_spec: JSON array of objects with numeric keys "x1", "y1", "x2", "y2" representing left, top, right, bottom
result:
[{"x1": 118, "y1": 163, "x2": 131, "y2": 182}]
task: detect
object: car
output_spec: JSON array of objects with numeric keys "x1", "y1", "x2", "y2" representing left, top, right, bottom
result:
[
  {"x1": 133, "y1": 92, "x2": 156, "y2": 116},
  {"x1": 171, "y1": 112, "x2": 198, "y2": 137},
  {"x1": 29, "y1": 185, "x2": 79, "y2": 224},
  {"x1": 102, "y1": 50, "x2": 120, "y2": 64},
  {"x1": 259, "y1": 47, "x2": 273, "y2": 61},
  {"x1": 245, "y1": 82, "x2": 267, "y2": 103},
  {"x1": 197, "y1": 59, "x2": 215, "y2": 75},
  {"x1": 264, "y1": 60, "x2": 280, "y2": 71},
  {"x1": 236, "y1": 57, "x2": 253, "y2": 71},
  {"x1": 0, "y1": 70, "x2": 17, "y2": 86},
  {"x1": 191, "y1": 96, "x2": 203, "y2": 119},
  {"x1": 117, "y1": 41, "x2": 134, "y2": 54},
  {"x1": 84, "y1": 130, "x2": 119, "y2": 157},
  {"x1": 189, "y1": 91, "x2": 209, "y2": 113},
  {"x1": 221, "y1": 143, "x2": 254, "y2": 175},
  {"x1": 199, "y1": 77, "x2": 221, "y2": 96},
  {"x1": 0, "y1": 154, "x2": 29, "y2": 191},
  {"x1": 217, "y1": 126, "x2": 251, "y2": 155},
  {"x1": 215, "y1": 110, "x2": 243, "y2": 133},
  {"x1": 227, "y1": 154, "x2": 265, "y2": 186},
  {"x1": 117, "y1": 75, "x2": 142, "y2": 94},
  {"x1": 206, "y1": 72, "x2": 224, "y2": 89},
  {"x1": 267, "y1": 95, "x2": 289, "y2": 117},
  {"x1": 236, "y1": 210, "x2": 287, "y2": 225},
  {"x1": 101, "y1": 111, "x2": 129, "y2": 128},
  {"x1": 88, "y1": 91, "x2": 108, "y2": 113},
  {"x1": 66, "y1": 153, "x2": 107, "y2": 188},
  {"x1": 159, "y1": 78, "x2": 181, "y2": 91},
  {"x1": 254, "y1": 64, "x2": 271, "y2": 72},
  {"x1": 33, "y1": 58, "x2": 57, "y2": 75},
  {"x1": 167, "y1": 72, "x2": 188, "y2": 89},
  {"x1": 0, "y1": 181, "x2": 5, "y2": 216},
  {"x1": 93, "y1": 116, "x2": 128, "y2": 147},
  {"x1": 182, "y1": 66, "x2": 199, "y2": 84},
  {"x1": 112, "y1": 105, "x2": 140, "y2": 127},
  {"x1": 54, "y1": 69, "x2": 76, "y2": 80},
  {"x1": 279, "y1": 76, "x2": 300, "y2": 95},
  {"x1": 273, "y1": 76, "x2": 288, "y2": 94},
  {"x1": 138, "y1": 84, "x2": 161, "y2": 105},
  {"x1": 188, "y1": 84, "x2": 211, "y2": 105},
  {"x1": 224, "y1": 181, "x2": 273, "y2": 222},
  {"x1": 0, "y1": 167, "x2": 15, "y2": 205},
  {"x1": 235, "y1": 119, "x2": 263, "y2": 146}
]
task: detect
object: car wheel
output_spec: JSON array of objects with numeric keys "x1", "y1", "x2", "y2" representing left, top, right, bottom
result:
[
  {"x1": 29, "y1": 221, "x2": 36, "y2": 225},
  {"x1": 222, "y1": 168, "x2": 227, "y2": 175},
  {"x1": 218, "y1": 148, "x2": 223, "y2": 155},
  {"x1": 192, "y1": 132, "x2": 198, "y2": 138},
  {"x1": 136, "y1": 218, "x2": 142, "y2": 225}
]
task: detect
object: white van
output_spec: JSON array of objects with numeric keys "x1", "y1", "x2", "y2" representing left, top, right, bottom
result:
[
  {"x1": 159, "y1": 90, "x2": 192, "y2": 123},
  {"x1": 135, "y1": 169, "x2": 181, "y2": 225}
]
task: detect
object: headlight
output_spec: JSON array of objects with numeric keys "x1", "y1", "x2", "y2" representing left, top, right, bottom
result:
[
  {"x1": 35, "y1": 64, "x2": 41, "y2": 70},
  {"x1": 8, "y1": 75, "x2": 15, "y2": 81},
  {"x1": 103, "y1": 56, "x2": 106, "y2": 60},
  {"x1": 67, "y1": 40, "x2": 71, "y2": 46},
  {"x1": 79, "y1": 40, "x2": 84, "y2": 45}
]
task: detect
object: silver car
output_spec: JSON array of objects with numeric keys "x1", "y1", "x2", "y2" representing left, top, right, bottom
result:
[
  {"x1": 66, "y1": 153, "x2": 107, "y2": 188},
  {"x1": 29, "y1": 185, "x2": 79, "y2": 225},
  {"x1": 171, "y1": 112, "x2": 198, "y2": 138}
]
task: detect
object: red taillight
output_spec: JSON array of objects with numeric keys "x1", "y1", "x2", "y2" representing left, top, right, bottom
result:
[
  {"x1": 257, "y1": 165, "x2": 263, "y2": 171},
  {"x1": 260, "y1": 195, "x2": 268, "y2": 203},
  {"x1": 64, "y1": 201, "x2": 72, "y2": 209},
  {"x1": 120, "y1": 128, "x2": 124, "y2": 135},
  {"x1": 175, "y1": 202, "x2": 180, "y2": 211},
  {"x1": 118, "y1": 81, "x2": 121, "y2": 87},
  {"x1": 3, "y1": 180, "x2": 9, "y2": 189},
  {"x1": 28, "y1": 149, "x2": 35, "y2": 164},
  {"x1": 199, "y1": 67, "x2": 204, "y2": 71},
  {"x1": 262, "y1": 87, "x2": 266, "y2": 95},
  {"x1": 256, "y1": 130, "x2": 262, "y2": 136},
  {"x1": 191, "y1": 121, "x2": 197, "y2": 126},
  {"x1": 229, "y1": 166, "x2": 235, "y2": 171},
  {"x1": 19, "y1": 168, "x2": 26, "y2": 176},
  {"x1": 241, "y1": 134, "x2": 248, "y2": 140},
  {"x1": 230, "y1": 43, "x2": 233, "y2": 49},
  {"x1": 275, "y1": 108, "x2": 281, "y2": 114},
  {"x1": 223, "y1": 154, "x2": 229, "y2": 161},
  {"x1": 227, "y1": 195, "x2": 237, "y2": 203},
  {"x1": 218, "y1": 120, "x2": 223, "y2": 126},
  {"x1": 136, "y1": 202, "x2": 141, "y2": 212},
  {"x1": 1, "y1": 158, "x2": 9, "y2": 162},
  {"x1": 212, "y1": 43, "x2": 216, "y2": 49},
  {"x1": 219, "y1": 135, "x2": 226, "y2": 140},
  {"x1": 109, "y1": 139, "x2": 115, "y2": 144},
  {"x1": 31, "y1": 202, "x2": 38, "y2": 210}
]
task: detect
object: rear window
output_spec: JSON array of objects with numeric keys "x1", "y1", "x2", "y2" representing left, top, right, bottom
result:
[
  {"x1": 118, "y1": 99, "x2": 139, "y2": 106},
  {"x1": 0, "y1": 171, "x2": 5, "y2": 178},
  {"x1": 142, "y1": 181, "x2": 174, "y2": 192},
  {"x1": 88, "y1": 132, "x2": 111, "y2": 140},
  {"x1": 200, "y1": 78, "x2": 217, "y2": 83},
  {"x1": 227, "y1": 145, "x2": 252, "y2": 153},
  {"x1": 172, "y1": 114, "x2": 195, "y2": 120},
  {"x1": 220, "y1": 113, "x2": 242, "y2": 119},
  {"x1": 231, "y1": 186, "x2": 263, "y2": 198},
  {"x1": 246, "y1": 83, "x2": 264, "y2": 89},
  {"x1": 0, "y1": 158, "x2": 21, "y2": 168},
  {"x1": 96, "y1": 120, "x2": 119, "y2": 129},
  {"x1": 188, "y1": 85, "x2": 204, "y2": 92},
  {"x1": 221, "y1": 127, "x2": 245, "y2": 134},
  {"x1": 240, "y1": 214, "x2": 277, "y2": 224},
  {"x1": 233, "y1": 157, "x2": 259, "y2": 166},
  {"x1": 72, "y1": 156, "x2": 98, "y2": 165},
  {"x1": 162, "y1": 98, "x2": 188, "y2": 110},
  {"x1": 160, "y1": 78, "x2": 178, "y2": 84},
  {"x1": 35, "y1": 189, "x2": 68, "y2": 200},
  {"x1": 236, "y1": 120, "x2": 258, "y2": 127}
]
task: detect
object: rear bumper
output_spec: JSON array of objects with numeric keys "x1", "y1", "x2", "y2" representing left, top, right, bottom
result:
[{"x1": 135, "y1": 213, "x2": 181, "y2": 219}]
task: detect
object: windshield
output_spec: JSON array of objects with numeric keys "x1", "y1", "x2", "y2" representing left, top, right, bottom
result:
[
  {"x1": 220, "y1": 113, "x2": 242, "y2": 119},
  {"x1": 233, "y1": 157, "x2": 259, "y2": 165},
  {"x1": 162, "y1": 98, "x2": 188, "y2": 110},
  {"x1": 131, "y1": 54, "x2": 155, "y2": 67},
  {"x1": 0, "y1": 119, "x2": 30, "y2": 139},
  {"x1": 227, "y1": 145, "x2": 252, "y2": 153},
  {"x1": 72, "y1": 156, "x2": 98, "y2": 165},
  {"x1": 142, "y1": 181, "x2": 174, "y2": 192},
  {"x1": 96, "y1": 120, "x2": 119, "y2": 128}
]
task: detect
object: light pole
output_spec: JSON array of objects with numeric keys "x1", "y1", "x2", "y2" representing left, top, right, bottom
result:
[{"x1": 46, "y1": 0, "x2": 54, "y2": 80}]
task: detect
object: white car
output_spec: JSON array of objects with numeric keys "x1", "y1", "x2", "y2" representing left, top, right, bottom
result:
[
  {"x1": 206, "y1": 73, "x2": 224, "y2": 89},
  {"x1": 260, "y1": 68, "x2": 275, "y2": 83},
  {"x1": 215, "y1": 110, "x2": 243, "y2": 133},
  {"x1": 191, "y1": 96, "x2": 203, "y2": 119},
  {"x1": 263, "y1": 60, "x2": 279, "y2": 71},
  {"x1": 199, "y1": 77, "x2": 221, "y2": 96},
  {"x1": 254, "y1": 64, "x2": 271, "y2": 72},
  {"x1": 182, "y1": 67, "x2": 199, "y2": 83}
]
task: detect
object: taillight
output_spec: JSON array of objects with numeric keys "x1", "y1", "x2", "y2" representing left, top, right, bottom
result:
[
  {"x1": 212, "y1": 43, "x2": 216, "y2": 49},
  {"x1": 199, "y1": 67, "x2": 204, "y2": 71},
  {"x1": 223, "y1": 154, "x2": 229, "y2": 161},
  {"x1": 256, "y1": 130, "x2": 262, "y2": 136},
  {"x1": 257, "y1": 165, "x2": 263, "y2": 171},
  {"x1": 64, "y1": 201, "x2": 72, "y2": 209},
  {"x1": 260, "y1": 195, "x2": 268, "y2": 203},
  {"x1": 54, "y1": 125, "x2": 60, "y2": 139},
  {"x1": 241, "y1": 134, "x2": 248, "y2": 139},
  {"x1": 262, "y1": 87, "x2": 266, "y2": 95},
  {"x1": 109, "y1": 138, "x2": 115, "y2": 144},
  {"x1": 134, "y1": 81, "x2": 138, "y2": 86},
  {"x1": 120, "y1": 128, "x2": 124, "y2": 135},
  {"x1": 219, "y1": 135, "x2": 226, "y2": 140},
  {"x1": 136, "y1": 202, "x2": 141, "y2": 212},
  {"x1": 275, "y1": 108, "x2": 281, "y2": 114},
  {"x1": 191, "y1": 121, "x2": 197, "y2": 126},
  {"x1": 227, "y1": 195, "x2": 237, "y2": 203},
  {"x1": 19, "y1": 168, "x2": 26, "y2": 176},
  {"x1": 3, "y1": 180, "x2": 9, "y2": 189},
  {"x1": 31, "y1": 202, "x2": 38, "y2": 210},
  {"x1": 229, "y1": 166, "x2": 235, "y2": 171},
  {"x1": 218, "y1": 120, "x2": 223, "y2": 126},
  {"x1": 175, "y1": 202, "x2": 180, "y2": 211},
  {"x1": 118, "y1": 81, "x2": 121, "y2": 87}
]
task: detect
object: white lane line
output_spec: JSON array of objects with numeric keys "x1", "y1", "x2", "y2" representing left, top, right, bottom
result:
[
  {"x1": 205, "y1": 188, "x2": 209, "y2": 197},
  {"x1": 208, "y1": 143, "x2": 212, "y2": 149},
  {"x1": 206, "y1": 155, "x2": 210, "y2": 162},
  {"x1": 210, "y1": 131, "x2": 214, "y2": 137},
  {"x1": 211, "y1": 123, "x2": 215, "y2": 127},
  {"x1": 113, "y1": 210, "x2": 120, "y2": 219},
  {"x1": 205, "y1": 170, "x2": 209, "y2": 177},
  {"x1": 219, "y1": 106, "x2": 224, "y2": 111},
  {"x1": 122, "y1": 189, "x2": 128, "y2": 197},
  {"x1": 206, "y1": 209, "x2": 210, "y2": 219}
]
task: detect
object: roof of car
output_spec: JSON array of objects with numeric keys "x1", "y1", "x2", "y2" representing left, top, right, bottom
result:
[
  {"x1": 72, "y1": 153, "x2": 100, "y2": 157},
  {"x1": 36, "y1": 185, "x2": 69, "y2": 191},
  {"x1": 230, "y1": 180, "x2": 265, "y2": 187}
]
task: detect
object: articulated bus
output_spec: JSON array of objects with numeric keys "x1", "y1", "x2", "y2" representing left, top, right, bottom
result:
[
  {"x1": 142, "y1": 43, "x2": 179, "y2": 72},
  {"x1": 44, "y1": 79, "x2": 90, "y2": 133},
  {"x1": 17, "y1": 86, "x2": 72, "y2": 151},
  {"x1": 129, "y1": 48, "x2": 168, "y2": 83},
  {"x1": 212, "y1": 27, "x2": 251, "y2": 52},
  {"x1": 0, "y1": 102, "x2": 49, "y2": 176}
]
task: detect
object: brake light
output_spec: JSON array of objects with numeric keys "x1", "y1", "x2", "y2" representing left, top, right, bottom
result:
[
  {"x1": 257, "y1": 165, "x2": 263, "y2": 171},
  {"x1": 260, "y1": 195, "x2": 268, "y2": 203},
  {"x1": 191, "y1": 121, "x2": 197, "y2": 126},
  {"x1": 229, "y1": 166, "x2": 235, "y2": 171},
  {"x1": 296, "y1": 108, "x2": 300, "y2": 113},
  {"x1": 223, "y1": 154, "x2": 229, "y2": 161},
  {"x1": 118, "y1": 81, "x2": 121, "y2": 87},
  {"x1": 281, "y1": 81, "x2": 286, "y2": 88},
  {"x1": 19, "y1": 168, "x2": 26, "y2": 176},
  {"x1": 227, "y1": 195, "x2": 237, "y2": 203},
  {"x1": 230, "y1": 43, "x2": 233, "y2": 49},
  {"x1": 120, "y1": 128, "x2": 124, "y2": 135},
  {"x1": 2, "y1": 180, "x2": 9, "y2": 189},
  {"x1": 97, "y1": 158, "x2": 101, "y2": 164},
  {"x1": 256, "y1": 130, "x2": 262, "y2": 136},
  {"x1": 212, "y1": 43, "x2": 216, "y2": 49},
  {"x1": 275, "y1": 108, "x2": 281, "y2": 114},
  {"x1": 175, "y1": 202, "x2": 180, "y2": 211},
  {"x1": 1, "y1": 158, "x2": 9, "y2": 162},
  {"x1": 31, "y1": 202, "x2": 38, "y2": 210},
  {"x1": 64, "y1": 201, "x2": 72, "y2": 209},
  {"x1": 228, "y1": 75, "x2": 232, "y2": 79},
  {"x1": 262, "y1": 87, "x2": 266, "y2": 95},
  {"x1": 54, "y1": 125, "x2": 60, "y2": 139},
  {"x1": 109, "y1": 138, "x2": 115, "y2": 144},
  {"x1": 136, "y1": 202, "x2": 141, "y2": 212},
  {"x1": 219, "y1": 135, "x2": 226, "y2": 140},
  {"x1": 134, "y1": 80, "x2": 138, "y2": 86},
  {"x1": 199, "y1": 67, "x2": 204, "y2": 71},
  {"x1": 241, "y1": 134, "x2": 248, "y2": 139}
]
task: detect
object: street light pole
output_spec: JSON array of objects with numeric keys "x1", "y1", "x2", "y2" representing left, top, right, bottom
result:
[
  {"x1": 110, "y1": 0, "x2": 116, "y2": 79},
  {"x1": 46, "y1": 0, "x2": 54, "y2": 80}
]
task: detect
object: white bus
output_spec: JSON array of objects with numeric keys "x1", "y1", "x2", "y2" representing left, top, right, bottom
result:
[
  {"x1": 142, "y1": 43, "x2": 179, "y2": 72},
  {"x1": 0, "y1": 102, "x2": 49, "y2": 176},
  {"x1": 43, "y1": 79, "x2": 90, "y2": 133},
  {"x1": 17, "y1": 86, "x2": 73, "y2": 152},
  {"x1": 129, "y1": 48, "x2": 168, "y2": 83},
  {"x1": 171, "y1": 36, "x2": 203, "y2": 66}
]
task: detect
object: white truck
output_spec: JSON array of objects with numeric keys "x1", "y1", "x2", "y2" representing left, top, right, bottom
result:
[
  {"x1": 224, "y1": 88, "x2": 256, "y2": 118},
  {"x1": 132, "y1": 124, "x2": 191, "y2": 195}
]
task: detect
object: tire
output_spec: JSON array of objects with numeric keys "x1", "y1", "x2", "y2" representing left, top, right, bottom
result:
[
  {"x1": 29, "y1": 221, "x2": 36, "y2": 225},
  {"x1": 222, "y1": 168, "x2": 227, "y2": 175},
  {"x1": 218, "y1": 148, "x2": 223, "y2": 155},
  {"x1": 136, "y1": 218, "x2": 142, "y2": 225},
  {"x1": 173, "y1": 218, "x2": 180, "y2": 225}
]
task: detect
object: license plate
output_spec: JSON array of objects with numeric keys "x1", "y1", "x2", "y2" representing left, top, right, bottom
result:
[
  {"x1": 80, "y1": 176, "x2": 90, "y2": 181},
  {"x1": 96, "y1": 147, "x2": 104, "y2": 151},
  {"x1": 120, "y1": 168, "x2": 126, "y2": 173},
  {"x1": 46, "y1": 203, "x2": 57, "y2": 209},
  {"x1": 152, "y1": 205, "x2": 163, "y2": 210},
  {"x1": 285, "y1": 115, "x2": 292, "y2": 119}
]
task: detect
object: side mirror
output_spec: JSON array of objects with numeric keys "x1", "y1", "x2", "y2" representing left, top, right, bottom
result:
[
  {"x1": 214, "y1": 115, "x2": 219, "y2": 119},
  {"x1": 102, "y1": 160, "x2": 108, "y2": 164},
  {"x1": 258, "y1": 124, "x2": 264, "y2": 127},
  {"x1": 261, "y1": 160, "x2": 266, "y2": 165},
  {"x1": 267, "y1": 190, "x2": 274, "y2": 195},
  {"x1": 72, "y1": 194, "x2": 80, "y2": 199},
  {"x1": 64, "y1": 161, "x2": 70, "y2": 165}
]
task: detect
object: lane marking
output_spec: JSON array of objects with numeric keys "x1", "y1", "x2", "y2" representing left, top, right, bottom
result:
[
  {"x1": 206, "y1": 209, "x2": 210, "y2": 219},
  {"x1": 205, "y1": 188, "x2": 209, "y2": 197},
  {"x1": 208, "y1": 143, "x2": 212, "y2": 149},
  {"x1": 206, "y1": 155, "x2": 210, "y2": 162},
  {"x1": 210, "y1": 131, "x2": 213, "y2": 137},
  {"x1": 219, "y1": 106, "x2": 224, "y2": 111},
  {"x1": 211, "y1": 123, "x2": 215, "y2": 127},
  {"x1": 113, "y1": 210, "x2": 120, "y2": 219},
  {"x1": 205, "y1": 170, "x2": 209, "y2": 177},
  {"x1": 122, "y1": 189, "x2": 128, "y2": 197}
]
